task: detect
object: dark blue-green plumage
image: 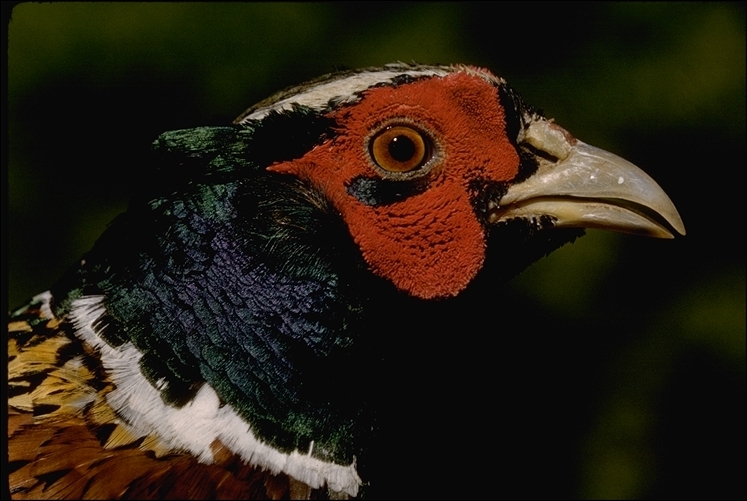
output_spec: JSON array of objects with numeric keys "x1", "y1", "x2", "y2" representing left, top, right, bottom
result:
[{"x1": 50, "y1": 119, "x2": 384, "y2": 467}]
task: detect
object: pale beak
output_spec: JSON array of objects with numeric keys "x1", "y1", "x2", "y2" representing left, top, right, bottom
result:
[{"x1": 491, "y1": 120, "x2": 686, "y2": 239}]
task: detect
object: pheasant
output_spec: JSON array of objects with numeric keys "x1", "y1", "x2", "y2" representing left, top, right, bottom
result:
[{"x1": 8, "y1": 63, "x2": 685, "y2": 499}]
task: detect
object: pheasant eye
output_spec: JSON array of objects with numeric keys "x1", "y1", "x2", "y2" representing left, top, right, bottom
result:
[{"x1": 370, "y1": 126, "x2": 430, "y2": 173}]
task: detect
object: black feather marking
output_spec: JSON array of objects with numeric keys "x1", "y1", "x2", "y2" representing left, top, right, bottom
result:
[
  {"x1": 497, "y1": 81, "x2": 542, "y2": 184},
  {"x1": 8, "y1": 372, "x2": 48, "y2": 397},
  {"x1": 93, "y1": 423, "x2": 118, "y2": 445},
  {"x1": 36, "y1": 469, "x2": 72, "y2": 489},
  {"x1": 91, "y1": 310, "x2": 129, "y2": 349},
  {"x1": 33, "y1": 404, "x2": 61, "y2": 417},
  {"x1": 8, "y1": 330, "x2": 35, "y2": 350},
  {"x1": 389, "y1": 73, "x2": 429, "y2": 86},
  {"x1": 346, "y1": 176, "x2": 428, "y2": 206},
  {"x1": 468, "y1": 178, "x2": 509, "y2": 225},
  {"x1": 137, "y1": 352, "x2": 204, "y2": 407},
  {"x1": 8, "y1": 461, "x2": 29, "y2": 476},
  {"x1": 326, "y1": 95, "x2": 346, "y2": 108}
]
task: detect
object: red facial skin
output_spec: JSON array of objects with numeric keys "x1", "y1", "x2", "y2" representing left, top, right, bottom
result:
[{"x1": 269, "y1": 71, "x2": 520, "y2": 299}]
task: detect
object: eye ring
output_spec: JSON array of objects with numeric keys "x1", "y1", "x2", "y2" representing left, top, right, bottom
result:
[{"x1": 369, "y1": 125, "x2": 432, "y2": 173}]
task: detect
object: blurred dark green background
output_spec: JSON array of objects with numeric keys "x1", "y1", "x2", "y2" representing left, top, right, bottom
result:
[{"x1": 7, "y1": 2, "x2": 745, "y2": 499}]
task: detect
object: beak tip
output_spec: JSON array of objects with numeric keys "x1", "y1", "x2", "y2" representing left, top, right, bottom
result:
[{"x1": 500, "y1": 125, "x2": 687, "y2": 242}]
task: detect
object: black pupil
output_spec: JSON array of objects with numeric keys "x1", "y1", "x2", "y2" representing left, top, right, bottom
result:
[{"x1": 388, "y1": 135, "x2": 416, "y2": 162}]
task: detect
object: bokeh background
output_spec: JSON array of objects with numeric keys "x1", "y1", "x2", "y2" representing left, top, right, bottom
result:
[{"x1": 7, "y1": 2, "x2": 745, "y2": 499}]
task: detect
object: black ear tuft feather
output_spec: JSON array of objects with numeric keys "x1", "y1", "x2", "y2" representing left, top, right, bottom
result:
[{"x1": 242, "y1": 105, "x2": 337, "y2": 169}]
